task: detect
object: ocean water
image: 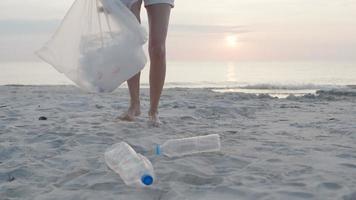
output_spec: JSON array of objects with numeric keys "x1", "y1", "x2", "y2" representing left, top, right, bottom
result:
[{"x1": 1, "y1": 61, "x2": 355, "y2": 97}]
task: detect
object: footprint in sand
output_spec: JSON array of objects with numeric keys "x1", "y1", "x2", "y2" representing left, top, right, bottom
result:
[
  {"x1": 178, "y1": 174, "x2": 223, "y2": 186},
  {"x1": 343, "y1": 192, "x2": 356, "y2": 200},
  {"x1": 266, "y1": 158, "x2": 282, "y2": 163},
  {"x1": 317, "y1": 182, "x2": 342, "y2": 190},
  {"x1": 180, "y1": 116, "x2": 198, "y2": 121},
  {"x1": 54, "y1": 169, "x2": 90, "y2": 187},
  {"x1": 340, "y1": 163, "x2": 356, "y2": 169},
  {"x1": 88, "y1": 182, "x2": 120, "y2": 191},
  {"x1": 278, "y1": 191, "x2": 314, "y2": 199}
]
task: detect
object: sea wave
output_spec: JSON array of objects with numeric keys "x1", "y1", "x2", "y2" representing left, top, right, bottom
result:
[
  {"x1": 283, "y1": 88, "x2": 356, "y2": 100},
  {"x1": 316, "y1": 88, "x2": 356, "y2": 97},
  {"x1": 162, "y1": 82, "x2": 349, "y2": 91},
  {"x1": 212, "y1": 83, "x2": 356, "y2": 99},
  {"x1": 236, "y1": 83, "x2": 346, "y2": 90}
]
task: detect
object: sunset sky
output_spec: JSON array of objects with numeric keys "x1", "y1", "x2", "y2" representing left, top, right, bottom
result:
[{"x1": 0, "y1": 0, "x2": 355, "y2": 62}]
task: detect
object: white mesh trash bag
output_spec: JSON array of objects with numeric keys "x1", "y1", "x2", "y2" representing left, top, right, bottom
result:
[{"x1": 36, "y1": 0, "x2": 147, "y2": 93}]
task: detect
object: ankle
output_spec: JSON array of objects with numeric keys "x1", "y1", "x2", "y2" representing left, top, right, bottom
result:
[
  {"x1": 130, "y1": 101, "x2": 140, "y2": 108},
  {"x1": 148, "y1": 109, "x2": 158, "y2": 116}
]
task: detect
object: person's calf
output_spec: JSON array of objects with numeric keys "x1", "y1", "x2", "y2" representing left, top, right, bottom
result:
[{"x1": 148, "y1": 43, "x2": 166, "y2": 62}]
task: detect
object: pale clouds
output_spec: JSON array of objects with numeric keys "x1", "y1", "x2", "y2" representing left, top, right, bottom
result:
[
  {"x1": 0, "y1": 0, "x2": 355, "y2": 61},
  {"x1": 0, "y1": 20, "x2": 59, "y2": 35},
  {"x1": 0, "y1": 0, "x2": 73, "y2": 20}
]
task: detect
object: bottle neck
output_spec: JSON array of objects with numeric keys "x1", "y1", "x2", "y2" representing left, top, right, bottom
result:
[{"x1": 155, "y1": 144, "x2": 161, "y2": 155}]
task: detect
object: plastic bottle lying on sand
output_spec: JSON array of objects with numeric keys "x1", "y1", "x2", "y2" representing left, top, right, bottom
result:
[
  {"x1": 104, "y1": 142, "x2": 154, "y2": 187},
  {"x1": 155, "y1": 134, "x2": 221, "y2": 157}
]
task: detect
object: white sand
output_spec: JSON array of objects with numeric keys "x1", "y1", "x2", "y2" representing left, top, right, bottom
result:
[{"x1": 0, "y1": 85, "x2": 356, "y2": 200}]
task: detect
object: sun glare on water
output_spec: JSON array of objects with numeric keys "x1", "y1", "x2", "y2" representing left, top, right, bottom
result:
[{"x1": 225, "y1": 35, "x2": 238, "y2": 47}]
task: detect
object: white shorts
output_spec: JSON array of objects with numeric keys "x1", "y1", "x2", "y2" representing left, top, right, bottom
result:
[
  {"x1": 120, "y1": 0, "x2": 174, "y2": 9},
  {"x1": 144, "y1": 0, "x2": 174, "y2": 8}
]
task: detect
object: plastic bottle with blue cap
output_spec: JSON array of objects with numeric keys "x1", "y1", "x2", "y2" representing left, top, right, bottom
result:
[
  {"x1": 104, "y1": 142, "x2": 155, "y2": 187},
  {"x1": 155, "y1": 134, "x2": 221, "y2": 157}
]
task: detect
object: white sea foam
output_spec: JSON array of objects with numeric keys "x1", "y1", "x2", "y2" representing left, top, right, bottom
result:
[{"x1": 236, "y1": 83, "x2": 346, "y2": 90}]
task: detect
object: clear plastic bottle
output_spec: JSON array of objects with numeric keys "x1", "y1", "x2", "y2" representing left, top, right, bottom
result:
[
  {"x1": 155, "y1": 134, "x2": 221, "y2": 157},
  {"x1": 104, "y1": 142, "x2": 155, "y2": 187}
]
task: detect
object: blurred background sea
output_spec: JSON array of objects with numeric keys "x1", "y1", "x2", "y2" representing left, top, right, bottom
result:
[{"x1": 1, "y1": 61, "x2": 355, "y2": 98}]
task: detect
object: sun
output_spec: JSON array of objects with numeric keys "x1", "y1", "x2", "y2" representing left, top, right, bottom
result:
[{"x1": 225, "y1": 35, "x2": 238, "y2": 47}]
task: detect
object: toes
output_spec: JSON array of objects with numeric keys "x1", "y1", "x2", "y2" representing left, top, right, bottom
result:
[
  {"x1": 148, "y1": 115, "x2": 162, "y2": 127},
  {"x1": 117, "y1": 113, "x2": 135, "y2": 121},
  {"x1": 121, "y1": 116, "x2": 134, "y2": 121},
  {"x1": 148, "y1": 120, "x2": 161, "y2": 127}
]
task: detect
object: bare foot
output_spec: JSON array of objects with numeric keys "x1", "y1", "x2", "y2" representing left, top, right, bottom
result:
[
  {"x1": 148, "y1": 110, "x2": 162, "y2": 127},
  {"x1": 117, "y1": 105, "x2": 141, "y2": 121}
]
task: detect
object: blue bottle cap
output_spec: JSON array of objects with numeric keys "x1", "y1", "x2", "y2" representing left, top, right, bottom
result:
[{"x1": 141, "y1": 174, "x2": 154, "y2": 186}]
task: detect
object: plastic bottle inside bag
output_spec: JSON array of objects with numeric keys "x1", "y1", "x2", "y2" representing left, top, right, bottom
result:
[{"x1": 36, "y1": 0, "x2": 148, "y2": 93}]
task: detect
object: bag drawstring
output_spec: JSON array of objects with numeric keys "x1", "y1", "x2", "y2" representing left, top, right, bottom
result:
[
  {"x1": 104, "y1": 8, "x2": 114, "y2": 39},
  {"x1": 96, "y1": 0, "x2": 105, "y2": 48},
  {"x1": 96, "y1": 0, "x2": 115, "y2": 47}
]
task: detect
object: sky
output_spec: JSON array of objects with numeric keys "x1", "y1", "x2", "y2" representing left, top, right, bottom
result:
[{"x1": 0, "y1": 0, "x2": 356, "y2": 62}]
